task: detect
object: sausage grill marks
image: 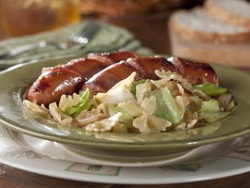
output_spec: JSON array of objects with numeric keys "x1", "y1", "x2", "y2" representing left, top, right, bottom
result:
[
  {"x1": 27, "y1": 51, "x2": 139, "y2": 105},
  {"x1": 27, "y1": 68, "x2": 83, "y2": 105},
  {"x1": 82, "y1": 57, "x2": 178, "y2": 95},
  {"x1": 170, "y1": 57, "x2": 218, "y2": 86},
  {"x1": 27, "y1": 51, "x2": 218, "y2": 106}
]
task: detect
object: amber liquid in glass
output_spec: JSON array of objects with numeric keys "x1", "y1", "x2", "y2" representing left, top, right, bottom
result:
[{"x1": 0, "y1": 0, "x2": 80, "y2": 37}]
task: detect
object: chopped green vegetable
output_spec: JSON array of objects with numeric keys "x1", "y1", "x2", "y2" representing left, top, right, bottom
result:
[
  {"x1": 108, "y1": 105, "x2": 134, "y2": 125},
  {"x1": 151, "y1": 87, "x2": 182, "y2": 124},
  {"x1": 226, "y1": 99, "x2": 236, "y2": 111},
  {"x1": 201, "y1": 112, "x2": 230, "y2": 123},
  {"x1": 201, "y1": 100, "x2": 220, "y2": 113},
  {"x1": 195, "y1": 83, "x2": 227, "y2": 97},
  {"x1": 67, "y1": 89, "x2": 91, "y2": 116},
  {"x1": 199, "y1": 100, "x2": 229, "y2": 122},
  {"x1": 130, "y1": 79, "x2": 147, "y2": 95}
]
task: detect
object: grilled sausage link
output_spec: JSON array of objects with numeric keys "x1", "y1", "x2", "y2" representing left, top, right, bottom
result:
[
  {"x1": 83, "y1": 56, "x2": 218, "y2": 95},
  {"x1": 26, "y1": 51, "x2": 140, "y2": 105},
  {"x1": 83, "y1": 61, "x2": 144, "y2": 95},
  {"x1": 87, "y1": 50, "x2": 140, "y2": 65},
  {"x1": 27, "y1": 51, "x2": 218, "y2": 106},
  {"x1": 27, "y1": 68, "x2": 83, "y2": 105},
  {"x1": 169, "y1": 57, "x2": 218, "y2": 86},
  {"x1": 83, "y1": 57, "x2": 178, "y2": 95}
]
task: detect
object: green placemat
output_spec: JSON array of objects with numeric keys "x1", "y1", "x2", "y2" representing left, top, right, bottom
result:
[{"x1": 0, "y1": 21, "x2": 152, "y2": 71}]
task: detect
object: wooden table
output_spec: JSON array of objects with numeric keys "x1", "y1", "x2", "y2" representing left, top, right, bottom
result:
[{"x1": 1, "y1": 14, "x2": 250, "y2": 188}]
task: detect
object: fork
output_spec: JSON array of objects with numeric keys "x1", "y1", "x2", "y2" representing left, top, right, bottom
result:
[{"x1": 0, "y1": 21, "x2": 102, "y2": 59}]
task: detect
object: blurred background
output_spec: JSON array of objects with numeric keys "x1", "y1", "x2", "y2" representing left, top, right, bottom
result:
[
  {"x1": 80, "y1": 0, "x2": 205, "y2": 54},
  {"x1": 0, "y1": 0, "x2": 80, "y2": 37},
  {"x1": 0, "y1": 0, "x2": 204, "y2": 54}
]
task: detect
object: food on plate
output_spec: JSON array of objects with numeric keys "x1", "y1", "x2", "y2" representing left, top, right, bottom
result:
[
  {"x1": 26, "y1": 51, "x2": 217, "y2": 105},
  {"x1": 23, "y1": 51, "x2": 235, "y2": 134},
  {"x1": 82, "y1": 56, "x2": 218, "y2": 96},
  {"x1": 27, "y1": 51, "x2": 139, "y2": 105}
]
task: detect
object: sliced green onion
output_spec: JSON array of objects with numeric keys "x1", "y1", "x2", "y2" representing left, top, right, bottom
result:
[
  {"x1": 130, "y1": 79, "x2": 147, "y2": 95},
  {"x1": 67, "y1": 89, "x2": 91, "y2": 116},
  {"x1": 195, "y1": 83, "x2": 227, "y2": 97}
]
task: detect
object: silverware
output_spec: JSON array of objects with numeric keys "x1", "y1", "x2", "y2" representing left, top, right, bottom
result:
[{"x1": 0, "y1": 21, "x2": 102, "y2": 59}]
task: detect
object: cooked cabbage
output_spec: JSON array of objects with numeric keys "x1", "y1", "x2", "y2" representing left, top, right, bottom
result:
[{"x1": 23, "y1": 70, "x2": 235, "y2": 134}]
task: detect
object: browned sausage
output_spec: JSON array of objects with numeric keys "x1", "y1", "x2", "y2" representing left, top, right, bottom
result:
[
  {"x1": 83, "y1": 61, "x2": 143, "y2": 95},
  {"x1": 83, "y1": 57, "x2": 177, "y2": 95},
  {"x1": 62, "y1": 58, "x2": 108, "y2": 82},
  {"x1": 126, "y1": 57, "x2": 178, "y2": 79},
  {"x1": 87, "y1": 50, "x2": 140, "y2": 65},
  {"x1": 27, "y1": 50, "x2": 218, "y2": 106},
  {"x1": 27, "y1": 51, "x2": 141, "y2": 105},
  {"x1": 169, "y1": 57, "x2": 218, "y2": 85},
  {"x1": 27, "y1": 69, "x2": 83, "y2": 105},
  {"x1": 83, "y1": 57, "x2": 218, "y2": 95}
]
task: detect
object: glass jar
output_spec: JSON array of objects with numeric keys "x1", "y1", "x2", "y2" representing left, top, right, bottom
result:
[{"x1": 0, "y1": 0, "x2": 80, "y2": 37}]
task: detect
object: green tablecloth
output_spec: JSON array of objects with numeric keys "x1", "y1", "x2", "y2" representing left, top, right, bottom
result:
[{"x1": 0, "y1": 21, "x2": 152, "y2": 71}]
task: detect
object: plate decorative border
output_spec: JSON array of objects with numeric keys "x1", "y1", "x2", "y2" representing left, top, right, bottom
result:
[{"x1": 1, "y1": 125, "x2": 250, "y2": 184}]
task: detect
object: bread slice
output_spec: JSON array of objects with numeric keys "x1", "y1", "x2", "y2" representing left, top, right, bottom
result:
[
  {"x1": 169, "y1": 8, "x2": 250, "y2": 44},
  {"x1": 205, "y1": 0, "x2": 250, "y2": 28}
]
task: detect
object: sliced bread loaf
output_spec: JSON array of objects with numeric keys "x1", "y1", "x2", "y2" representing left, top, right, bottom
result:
[
  {"x1": 205, "y1": 0, "x2": 250, "y2": 28},
  {"x1": 169, "y1": 8, "x2": 250, "y2": 44}
]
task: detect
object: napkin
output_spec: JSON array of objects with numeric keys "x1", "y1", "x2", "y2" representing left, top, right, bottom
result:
[{"x1": 0, "y1": 21, "x2": 152, "y2": 71}]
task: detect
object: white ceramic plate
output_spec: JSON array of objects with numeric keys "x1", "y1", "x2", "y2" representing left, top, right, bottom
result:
[{"x1": 1, "y1": 125, "x2": 250, "y2": 185}]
